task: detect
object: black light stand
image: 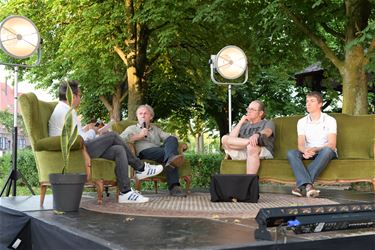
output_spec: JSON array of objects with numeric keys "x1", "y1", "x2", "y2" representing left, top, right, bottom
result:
[
  {"x1": 0, "y1": 15, "x2": 42, "y2": 197},
  {"x1": 0, "y1": 66, "x2": 35, "y2": 196}
]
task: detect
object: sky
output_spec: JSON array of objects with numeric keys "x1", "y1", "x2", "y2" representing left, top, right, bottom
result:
[{"x1": 0, "y1": 65, "x2": 54, "y2": 102}]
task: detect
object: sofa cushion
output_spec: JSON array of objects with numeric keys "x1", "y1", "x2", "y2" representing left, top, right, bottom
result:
[
  {"x1": 35, "y1": 136, "x2": 83, "y2": 151},
  {"x1": 331, "y1": 114, "x2": 375, "y2": 159},
  {"x1": 221, "y1": 159, "x2": 375, "y2": 183},
  {"x1": 272, "y1": 115, "x2": 302, "y2": 159}
]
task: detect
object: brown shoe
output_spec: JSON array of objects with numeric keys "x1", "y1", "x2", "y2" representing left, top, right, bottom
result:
[
  {"x1": 291, "y1": 187, "x2": 303, "y2": 197},
  {"x1": 166, "y1": 155, "x2": 184, "y2": 168},
  {"x1": 169, "y1": 185, "x2": 187, "y2": 197}
]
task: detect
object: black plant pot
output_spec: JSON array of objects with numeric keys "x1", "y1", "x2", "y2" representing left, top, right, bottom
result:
[{"x1": 49, "y1": 173, "x2": 86, "y2": 212}]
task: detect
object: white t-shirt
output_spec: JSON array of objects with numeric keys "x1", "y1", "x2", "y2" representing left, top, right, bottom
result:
[
  {"x1": 297, "y1": 112, "x2": 337, "y2": 148},
  {"x1": 48, "y1": 101, "x2": 96, "y2": 141}
]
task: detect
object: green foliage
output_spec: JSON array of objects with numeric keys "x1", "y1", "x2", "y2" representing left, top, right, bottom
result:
[
  {"x1": 61, "y1": 83, "x2": 79, "y2": 174},
  {"x1": 0, "y1": 148, "x2": 39, "y2": 187},
  {"x1": 0, "y1": 110, "x2": 26, "y2": 133},
  {"x1": 185, "y1": 153, "x2": 223, "y2": 189}
]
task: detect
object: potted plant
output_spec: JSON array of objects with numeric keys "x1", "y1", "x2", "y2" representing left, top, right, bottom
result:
[{"x1": 49, "y1": 83, "x2": 86, "y2": 212}]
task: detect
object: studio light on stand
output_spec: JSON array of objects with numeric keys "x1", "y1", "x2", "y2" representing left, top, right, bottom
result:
[
  {"x1": 0, "y1": 15, "x2": 42, "y2": 197},
  {"x1": 210, "y1": 45, "x2": 248, "y2": 132}
]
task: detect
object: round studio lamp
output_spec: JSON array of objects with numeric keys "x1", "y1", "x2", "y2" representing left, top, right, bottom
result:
[
  {"x1": 0, "y1": 15, "x2": 40, "y2": 59},
  {"x1": 215, "y1": 45, "x2": 247, "y2": 80}
]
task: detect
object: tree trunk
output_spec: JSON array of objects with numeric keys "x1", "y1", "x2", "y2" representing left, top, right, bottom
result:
[
  {"x1": 99, "y1": 83, "x2": 127, "y2": 122},
  {"x1": 127, "y1": 67, "x2": 142, "y2": 120},
  {"x1": 195, "y1": 133, "x2": 204, "y2": 153},
  {"x1": 341, "y1": 46, "x2": 368, "y2": 114},
  {"x1": 280, "y1": 0, "x2": 370, "y2": 114}
]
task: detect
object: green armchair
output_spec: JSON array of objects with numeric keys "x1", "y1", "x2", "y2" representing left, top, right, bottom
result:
[
  {"x1": 19, "y1": 93, "x2": 117, "y2": 205},
  {"x1": 112, "y1": 120, "x2": 192, "y2": 193}
]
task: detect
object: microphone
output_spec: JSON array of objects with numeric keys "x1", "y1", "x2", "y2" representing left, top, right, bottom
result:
[{"x1": 142, "y1": 121, "x2": 147, "y2": 138}]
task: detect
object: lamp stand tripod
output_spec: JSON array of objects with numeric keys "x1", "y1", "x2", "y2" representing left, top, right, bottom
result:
[
  {"x1": 0, "y1": 66, "x2": 35, "y2": 196},
  {"x1": 0, "y1": 15, "x2": 42, "y2": 197}
]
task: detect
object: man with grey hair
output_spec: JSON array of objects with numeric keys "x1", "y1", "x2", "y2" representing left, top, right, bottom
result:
[
  {"x1": 121, "y1": 104, "x2": 186, "y2": 197},
  {"x1": 221, "y1": 100, "x2": 275, "y2": 174}
]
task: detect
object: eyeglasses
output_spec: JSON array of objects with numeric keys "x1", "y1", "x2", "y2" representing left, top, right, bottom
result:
[{"x1": 246, "y1": 107, "x2": 259, "y2": 112}]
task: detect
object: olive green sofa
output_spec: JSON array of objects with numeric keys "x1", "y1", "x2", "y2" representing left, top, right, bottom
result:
[
  {"x1": 19, "y1": 93, "x2": 117, "y2": 205},
  {"x1": 220, "y1": 113, "x2": 375, "y2": 191},
  {"x1": 112, "y1": 120, "x2": 192, "y2": 193}
]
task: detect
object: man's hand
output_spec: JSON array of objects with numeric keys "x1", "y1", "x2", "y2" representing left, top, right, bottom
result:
[
  {"x1": 302, "y1": 148, "x2": 317, "y2": 159},
  {"x1": 248, "y1": 133, "x2": 260, "y2": 147},
  {"x1": 84, "y1": 122, "x2": 99, "y2": 134},
  {"x1": 239, "y1": 115, "x2": 250, "y2": 124},
  {"x1": 139, "y1": 128, "x2": 149, "y2": 138}
]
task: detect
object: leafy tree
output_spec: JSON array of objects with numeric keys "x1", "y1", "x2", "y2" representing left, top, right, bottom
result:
[
  {"x1": 0, "y1": 110, "x2": 25, "y2": 134},
  {"x1": 196, "y1": 0, "x2": 375, "y2": 115}
]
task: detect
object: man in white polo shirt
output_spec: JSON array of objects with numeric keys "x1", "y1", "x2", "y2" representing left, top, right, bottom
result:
[{"x1": 287, "y1": 91, "x2": 337, "y2": 198}]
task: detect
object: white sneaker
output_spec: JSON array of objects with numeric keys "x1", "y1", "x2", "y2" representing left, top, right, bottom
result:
[
  {"x1": 135, "y1": 162, "x2": 163, "y2": 180},
  {"x1": 118, "y1": 189, "x2": 149, "y2": 203}
]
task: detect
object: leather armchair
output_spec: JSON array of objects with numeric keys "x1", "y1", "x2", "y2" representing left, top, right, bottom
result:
[{"x1": 19, "y1": 93, "x2": 117, "y2": 205}]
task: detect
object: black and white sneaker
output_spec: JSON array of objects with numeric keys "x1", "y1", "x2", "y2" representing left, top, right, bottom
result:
[
  {"x1": 135, "y1": 163, "x2": 163, "y2": 180},
  {"x1": 119, "y1": 189, "x2": 149, "y2": 203}
]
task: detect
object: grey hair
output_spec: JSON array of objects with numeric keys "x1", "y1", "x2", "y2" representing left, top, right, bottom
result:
[
  {"x1": 253, "y1": 100, "x2": 266, "y2": 119},
  {"x1": 136, "y1": 104, "x2": 154, "y2": 117}
]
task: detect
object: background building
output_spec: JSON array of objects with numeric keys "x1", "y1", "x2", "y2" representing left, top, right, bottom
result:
[{"x1": 0, "y1": 77, "x2": 30, "y2": 156}]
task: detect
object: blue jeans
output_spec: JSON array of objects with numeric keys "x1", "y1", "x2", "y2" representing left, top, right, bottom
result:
[
  {"x1": 138, "y1": 136, "x2": 180, "y2": 189},
  {"x1": 287, "y1": 147, "x2": 336, "y2": 188}
]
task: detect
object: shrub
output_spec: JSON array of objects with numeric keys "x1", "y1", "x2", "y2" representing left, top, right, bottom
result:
[
  {"x1": 138, "y1": 153, "x2": 224, "y2": 191},
  {"x1": 185, "y1": 153, "x2": 224, "y2": 189},
  {"x1": 0, "y1": 148, "x2": 39, "y2": 187}
]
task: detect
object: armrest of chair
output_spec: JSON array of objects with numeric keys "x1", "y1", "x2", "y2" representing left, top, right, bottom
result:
[{"x1": 35, "y1": 135, "x2": 84, "y2": 151}]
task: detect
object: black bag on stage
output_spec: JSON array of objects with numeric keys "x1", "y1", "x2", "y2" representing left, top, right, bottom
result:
[{"x1": 210, "y1": 174, "x2": 259, "y2": 203}]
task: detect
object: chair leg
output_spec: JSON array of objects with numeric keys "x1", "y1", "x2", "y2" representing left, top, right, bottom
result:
[
  {"x1": 116, "y1": 187, "x2": 120, "y2": 202},
  {"x1": 95, "y1": 180, "x2": 104, "y2": 205},
  {"x1": 183, "y1": 175, "x2": 191, "y2": 194},
  {"x1": 40, "y1": 185, "x2": 47, "y2": 207},
  {"x1": 135, "y1": 179, "x2": 141, "y2": 191},
  {"x1": 154, "y1": 180, "x2": 158, "y2": 193}
]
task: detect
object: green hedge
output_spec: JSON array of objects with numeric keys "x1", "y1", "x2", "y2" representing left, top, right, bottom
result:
[
  {"x1": 0, "y1": 149, "x2": 224, "y2": 191},
  {"x1": 139, "y1": 153, "x2": 224, "y2": 191},
  {"x1": 185, "y1": 153, "x2": 224, "y2": 189},
  {"x1": 0, "y1": 148, "x2": 39, "y2": 187}
]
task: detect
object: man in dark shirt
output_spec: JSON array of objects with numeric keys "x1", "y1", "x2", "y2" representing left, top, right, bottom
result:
[{"x1": 221, "y1": 100, "x2": 275, "y2": 174}]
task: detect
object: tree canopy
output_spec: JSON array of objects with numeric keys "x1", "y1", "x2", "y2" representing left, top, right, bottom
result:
[{"x1": 0, "y1": 0, "x2": 374, "y2": 142}]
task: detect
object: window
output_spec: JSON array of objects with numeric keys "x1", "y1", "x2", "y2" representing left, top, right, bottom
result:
[{"x1": 18, "y1": 138, "x2": 26, "y2": 149}]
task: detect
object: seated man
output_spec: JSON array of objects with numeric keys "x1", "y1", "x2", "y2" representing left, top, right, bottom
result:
[
  {"x1": 120, "y1": 104, "x2": 186, "y2": 197},
  {"x1": 221, "y1": 100, "x2": 275, "y2": 174},
  {"x1": 49, "y1": 80, "x2": 163, "y2": 203},
  {"x1": 287, "y1": 91, "x2": 337, "y2": 198}
]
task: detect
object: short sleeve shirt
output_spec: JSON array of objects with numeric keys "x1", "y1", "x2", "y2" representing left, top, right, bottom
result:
[
  {"x1": 120, "y1": 124, "x2": 171, "y2": 155},
  {"x1": 49, "y1": 101, "x2": 96, "y2": 141},
  {"x1": 238, "y1": 119, "x2": 275, "y2": 154},
  {"x1": 297, "y1": 112, "x2": 337, "y2": 148}
]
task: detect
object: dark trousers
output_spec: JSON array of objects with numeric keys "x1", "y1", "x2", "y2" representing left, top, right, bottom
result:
[
  {"x1": 138, "y1": 136, "x2": 180, "y2": 189},
  {"x1": 85, "y1": 132, "x2": 143, "y2": 193}
]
